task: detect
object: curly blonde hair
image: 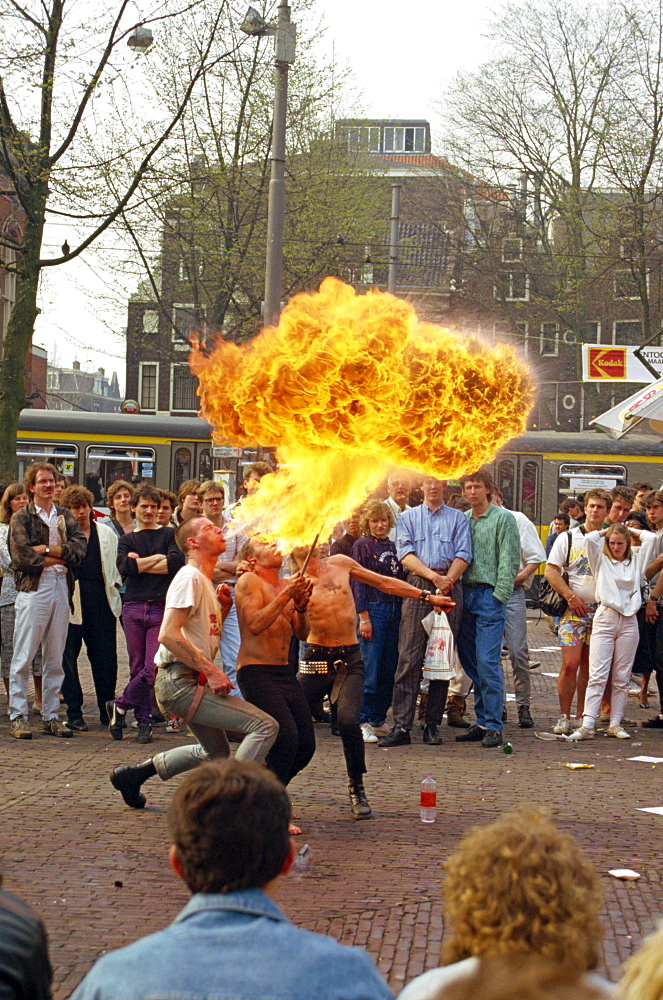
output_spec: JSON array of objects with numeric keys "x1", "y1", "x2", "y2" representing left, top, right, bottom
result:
[
  {"x1": 441, "y1": 808, "x2": 604, "y2": 971},
  {"x1": 359, "y1": 500, "x2": 396, "y2": 535},
  {"x1": 619, "y1": 922, "x2": 663, "y2": 1000}
]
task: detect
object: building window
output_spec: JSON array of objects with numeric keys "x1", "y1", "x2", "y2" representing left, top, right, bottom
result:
[
  {"x1": 613, "y1": 320, "x2": 643, "y2": 346},
  {"x1": 172, "y1": 304, "x2": 203, "y2": 343},
  {"x1": 613, "y1": 270, "x2": 640, "y2": 300},
  {"x1": 142, "y1": 310, "x2": 159, "y2": 334},
  {"x1": 540, "y1": 323, "x2": 559, "y2": 357},
  {"x1": 382, "y1": 126, "x2": 426, "y2": 153},
  {"x1": 515, "y1": 321, "x2": 529, "y2": 355},
  {"x1": 584, "y1": 321, "x2": 600, "y2": 343},
  {"x1": 171, "y1": 364, "x2": 198, "y2": 411},
  {"x1": 139, "y1": 362, "x2": 158, "y2": 412},
  {"x1": 502, "y1": 238, "x2": 522, "y2": 263},
  {"x1": 496, "y1": 272, "x2": 529, "y2": 302}
]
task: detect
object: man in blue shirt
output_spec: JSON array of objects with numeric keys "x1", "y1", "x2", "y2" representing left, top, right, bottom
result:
[
  {"x1": 381, "y1": 476, "x2": 472, "y2": 747},
  {"x1": 72, "y1": 760, "x2": 392, "y2": 1000}
]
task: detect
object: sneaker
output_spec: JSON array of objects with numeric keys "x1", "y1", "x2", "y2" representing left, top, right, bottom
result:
[
  {"x1": 361, "y1": 723, "x2": 378, "y2": 743},
  {"x1": 528, "y1": 660, "x2": 541, "y2": 670},
  {"x1": 518, "y1": 705, "x2": 534, "y2": 729},
  {"x1": 136, "y1": 722, "x2": 153, "y2": 744},
  {"x1": 106, "y1": 700, "x2": 126, "y2": 741},
  {"x1": 379, "y1": 725, "x2": 411, "y2": 748},
  {"x1": 566, "y1": 725, "x2": 595, "y2": 741},
  {"x1": 110, "y1": 765, "x2": 147, "y2": 809},
  {"x1": 65, "y1": 718, "x2": 89, "y2": 732},
  {"x1": 166, "y1": 717, "x2": 183, "y2": 733},
  {"x1": 606, "y1": 724, "x2": 630, "y2": 739},
  {"x1": 553, "y1": 715, "x2": 572, "y2": 735},
  {"x1": 10, "y1": 716, "x2": 32, "y2": 740},
  {"x1": 642, "y1": 715, "x2": 663, "y2": 728},
  {"x1": 42, "y1": 718, "x2": 73, "y2": 738}
]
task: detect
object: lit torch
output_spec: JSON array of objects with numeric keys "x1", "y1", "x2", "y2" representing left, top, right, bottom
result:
[{"x1": 190, "y1": 278, "x2": 534, "y2": 549}]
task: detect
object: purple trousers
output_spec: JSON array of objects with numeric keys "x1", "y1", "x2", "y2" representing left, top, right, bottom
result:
[{"x1": 116, "y1": 601, "x2": 164, "y2": 723}]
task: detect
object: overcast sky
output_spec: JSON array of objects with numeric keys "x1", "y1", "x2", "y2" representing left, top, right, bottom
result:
[{"x1": 34, "y1": 0, "x2": 494, "y2": 393}]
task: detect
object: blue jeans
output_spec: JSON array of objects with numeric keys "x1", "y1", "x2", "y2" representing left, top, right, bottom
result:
[
  {"x1": 359, "y1": 602, "x2": 401, "y2": 725},
  {"x1": 457, "y1": 583, "x2": 508, "y2": 732}
]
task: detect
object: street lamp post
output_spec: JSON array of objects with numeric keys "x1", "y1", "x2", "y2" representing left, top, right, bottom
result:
[{"x1": 241, "y1": 4, "x2": 297, "y2": 328}]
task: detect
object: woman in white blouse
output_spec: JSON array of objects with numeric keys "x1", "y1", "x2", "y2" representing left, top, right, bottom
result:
[{"x1": 569, "y1": 522, "x2": 657, "y2": 741}]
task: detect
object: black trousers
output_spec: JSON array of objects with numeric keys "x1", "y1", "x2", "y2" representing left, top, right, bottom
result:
[
  {"x1": 237, "y1": 662, "x2": 315, "y2": 786},
  {"x1": 298, "y1": 643, "x2": 366, "y2": 783},
  {"x1": 61, "y1": 585, "x2": 118, "y2": 723}
]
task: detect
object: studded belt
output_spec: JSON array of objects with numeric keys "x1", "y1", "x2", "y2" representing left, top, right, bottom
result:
[{"x1": 298, "y1": 660, "x2": 331, "y2": 675}]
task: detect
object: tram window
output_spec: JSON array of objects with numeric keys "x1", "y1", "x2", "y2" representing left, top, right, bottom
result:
[
  {"x1": 521, "y1": 461, "x2": 538, "y2": 522},
  {"x1": 558, "y1": 462, "x2": 626, "y2": 495},
  {"x1": 85, "y1": 446, "x2": 155, "y2": 497},
  {"x1": 17, "y1": 442, "x2": 78, "y2": 483},
  {"x1": 497, "y1": 460, "x2": 515, "y2": 511},
  {"x1": 198, "y1": 448, "x2": 212, "y2": 482},
  {"x1": 174, "y1": 448, "x2": 192, "y2": 492}
]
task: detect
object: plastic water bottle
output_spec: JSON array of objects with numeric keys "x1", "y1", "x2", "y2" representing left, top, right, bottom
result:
[{"x1": 420, "y1": 775, "x2": 437, "y2": 823}]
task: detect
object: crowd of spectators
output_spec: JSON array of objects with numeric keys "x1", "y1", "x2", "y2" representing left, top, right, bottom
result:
[{"x1": 2, "y1": 461, "x2": 663, "y2": 998}]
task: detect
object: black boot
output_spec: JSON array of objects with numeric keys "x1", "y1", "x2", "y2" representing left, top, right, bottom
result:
[
  {"x1": 348, "y1": 781, "x2": 372, "y2": 820},
  {"x1": 110, "y1": 758, "x2": 156, "y2": 809}
]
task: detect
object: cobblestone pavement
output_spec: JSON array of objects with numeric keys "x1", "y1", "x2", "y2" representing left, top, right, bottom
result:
[{"x1": 1, "y1": 614, "x2": 663, "y2": 997}]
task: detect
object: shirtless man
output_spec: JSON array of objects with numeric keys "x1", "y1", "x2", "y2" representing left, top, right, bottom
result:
[
  {"x1": 290, "y1": 547, "x2": 454, "y2": 820},
  {"x1": 235, "y1": 541, "x2": 314, "y2": 814}
]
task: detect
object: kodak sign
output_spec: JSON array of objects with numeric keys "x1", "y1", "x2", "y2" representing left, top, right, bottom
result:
[
  {"x1": 587, "y1": 347, "x2": 627, "y2": 379},
  {"x1": 581, "y1": 344, "x2": 658, "y2": 383}
]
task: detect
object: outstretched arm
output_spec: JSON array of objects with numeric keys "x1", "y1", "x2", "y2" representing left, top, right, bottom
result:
[{"x1": 343, "y1": 556, "x2": 454, "y2": 608}]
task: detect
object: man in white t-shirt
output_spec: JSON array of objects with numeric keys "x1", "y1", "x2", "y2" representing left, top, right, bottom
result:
[
  {"x1": 544, "y1": 489, "x2": 611, "y2": 735},
  {"x1": 109, "y1": 516, "x2": 278, "y2": 809}
]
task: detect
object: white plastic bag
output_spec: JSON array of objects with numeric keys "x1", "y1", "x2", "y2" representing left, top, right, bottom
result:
[{"x1": 422, "y1": 611, "x2": 455, "y2": 681}]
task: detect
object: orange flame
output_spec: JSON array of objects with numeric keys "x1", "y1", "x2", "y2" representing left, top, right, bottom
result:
[{"x1": 191, "y1": 277, "x2": 534, "y2": 547}]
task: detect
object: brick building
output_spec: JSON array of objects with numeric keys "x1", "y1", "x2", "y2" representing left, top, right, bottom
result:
[{"x1": 124, "y1": 121, "x2": 662, "y2": 428}]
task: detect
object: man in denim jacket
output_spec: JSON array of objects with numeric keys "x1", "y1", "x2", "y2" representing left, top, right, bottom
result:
[{"x1": 72, "y1": 760, "x2": 393, "y2": 1000}]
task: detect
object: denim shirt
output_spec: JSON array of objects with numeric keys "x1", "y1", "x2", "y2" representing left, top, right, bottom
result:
[{"x1": 71, "y1": 888, "x2": 393, "y2": 1000}]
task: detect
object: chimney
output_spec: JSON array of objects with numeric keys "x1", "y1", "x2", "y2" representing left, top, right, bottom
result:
[
  {"x1": 98, "y1": 367, "x2": 105, "y2": 377},
  {"x1": 72, "y1": 360, "x2": 80, "y2": 370}
]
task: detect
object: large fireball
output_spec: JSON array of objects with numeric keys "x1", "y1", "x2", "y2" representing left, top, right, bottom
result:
[{"x1": 191, "y1": 277, "x2": 534, "y2": 547}]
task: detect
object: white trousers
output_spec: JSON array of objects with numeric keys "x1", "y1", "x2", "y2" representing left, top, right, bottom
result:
[
  {"x1": 583, "y1": 605, "x2": 639, "y2": 726},
  {"x1": 9, "y1": 574, "x2": 70, "y2": 721}
]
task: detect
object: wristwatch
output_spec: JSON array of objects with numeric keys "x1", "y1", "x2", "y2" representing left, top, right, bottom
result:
[{"x1": 45, "y1": 546, "x2": 50, "y2": 555}]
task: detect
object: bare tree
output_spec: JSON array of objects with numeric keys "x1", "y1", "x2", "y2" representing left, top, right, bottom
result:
[
  {"x1": 107, "y1": 0, "x2": 384, "y2": 350},
  {"x1": 0, "y1": 0, "x2": 239, "y2": 481},
  {"x1": 436, "y1": 0, "x2": 627, "y2": 342}
]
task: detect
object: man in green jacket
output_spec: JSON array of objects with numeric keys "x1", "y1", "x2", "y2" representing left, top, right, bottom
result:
[{"x1": 455, "y1": 469, "x2": 520, "y2": 748}]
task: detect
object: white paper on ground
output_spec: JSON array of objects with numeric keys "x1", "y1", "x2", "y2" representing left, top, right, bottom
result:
[
  {"x1": 542, "y1": 672, "x2": 560, "y2": 678},
  {"x1": 506, "y1": 693, "x2": 516, "y2": 702},
  {"x1": 608, "y1": 869, "x2": 640, "y2": 880},
  {"x1": 629, "y1": 756, "x2": 663, "y2": 764},
  {"x1": 637, "y1": 806, "x2": 663, "y2": 816},
  {"x1": 530, "y1": 647, "x2": 560, "y2": 652}
]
